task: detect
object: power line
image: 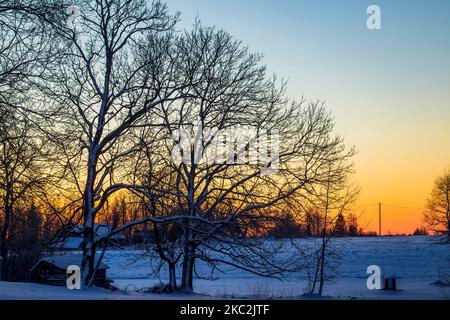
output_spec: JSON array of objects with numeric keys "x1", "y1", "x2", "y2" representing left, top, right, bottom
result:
[
  {"x1": 356, "y1": 202, "x2": 424, "y2": 236},
  {"x1": 381, "y1": 203, "x2": 424, "y2": 211},
  {"x1": 357, "y1": 203, "x2": 379, "y2": 208},
  {"x1": 356, "y1": 203, "x2": 423, "y2": 211}
]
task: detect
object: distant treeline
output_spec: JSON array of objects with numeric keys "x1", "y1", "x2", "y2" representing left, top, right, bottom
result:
[
  {"x1": 266, "y1": 211, "x2": 429, "y2": 238},
  {"x1": 266, "y1": 210, "x2": 372, "y2": 238}
]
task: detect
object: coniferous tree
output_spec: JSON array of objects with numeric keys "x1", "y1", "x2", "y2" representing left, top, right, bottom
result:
[{"x1": 334, "y1": 212, "x2": 347, "y2": 237}]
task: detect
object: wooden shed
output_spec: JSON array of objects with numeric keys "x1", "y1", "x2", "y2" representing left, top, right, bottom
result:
[{"x1": 30, "y1": 255, "x2": 111, "y2": 288}]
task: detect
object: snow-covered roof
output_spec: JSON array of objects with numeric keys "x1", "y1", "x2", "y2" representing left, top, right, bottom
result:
[
  {"x1": 50, "y1": 236, "x2": 83, "y2": 250},
  {"x1": 49, "y1": 223, "x2": 126, "y2": 250},
  {"x1": 71, "y1": 223, "x2": 126, "y2": 240},
  {"x1": 31, "y1": 254, "x2": 109, "y2": 271}
]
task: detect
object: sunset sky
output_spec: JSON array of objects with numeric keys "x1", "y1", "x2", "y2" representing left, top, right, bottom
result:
[{"x1": 166, "y1": 0, "x2": 450, "y2": 234}]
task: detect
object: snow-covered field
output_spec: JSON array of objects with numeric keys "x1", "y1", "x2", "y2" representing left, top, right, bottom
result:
[
  {"x1": 105, "y1": 236, "x2": 450, "y2": 300},
  {"x1": 1, "y1": 236, "x2": 449, "y2": 300}
]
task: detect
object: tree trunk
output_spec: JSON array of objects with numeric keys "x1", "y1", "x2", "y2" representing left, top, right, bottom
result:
[
  {"x1": 0, "y1": 232, "x2": 8, "y2": 281},
  {"x1": 310, "y1": 254, "x2": 320, "y2": 293},
  {"x1": 0, "y1": 196, "x2": 12, "y2": 281},
  {"x1": 168, "y1": 262, "x2": 177, "y2": 292},
  {"x1": 318, "y1": 237, "x2": 326, "y2": 296},
  {"x1": 447, "y1": 220, "x2": 450, "y2": 243},
  {"x1": 181, "y1": 182, "x2": 196, "y2": 292},
  {"x1": 81, "y1": 153, "x2": 98, "y2": 287},
  {"x1": 181, "y1": 241, "x2": 195, "y2": 292},
  {"x1": 81, "y1": 224, "x2": 96, "y2": 286}
]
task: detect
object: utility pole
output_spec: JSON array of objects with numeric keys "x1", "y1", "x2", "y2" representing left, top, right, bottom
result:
[{"x1": 379, "y1": 202, "x2": 382, "y2": 237}]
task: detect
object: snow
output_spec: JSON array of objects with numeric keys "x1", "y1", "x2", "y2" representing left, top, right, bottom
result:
[
  {"x1": 0, "y1": 281, "x2": 204, "y2": 300},
  {"x1": 51, "y1": 236, "x2": 84, "y2": 250},
  {"x1": 104, "y1": 236, "x2": 450, "y2": 299},
  {"x1": 76, "y1": 223, "x2": 126, "y2": 240},
  {"x1": 1, "y1": 236, "x2": 450, "y2": 299}
]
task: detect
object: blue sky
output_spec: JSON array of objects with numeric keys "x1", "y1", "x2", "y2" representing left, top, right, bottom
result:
[{"x1": 164, "y1": 0, "x2": 450, "y2": 233}]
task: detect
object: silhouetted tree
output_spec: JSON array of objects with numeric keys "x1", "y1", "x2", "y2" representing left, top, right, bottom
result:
[
  {"x1": 413, "y1": 228, "x2": 428, "y2": 236},
  {"x1": 334, "y1": 212, "x2": 347, "y2": 237},
  {"x1": 423, "y1": 167, "x2": 450, "y2": 241},
  {"x1": 0, "y1": 112, "x2": 48, "y2": 279},
  {"x1": 43, "y1": 0, "x2": 189, "y2": 286},
  {"x1": 306, "y1": 166, "x2": 358, "y2": 296},
  {"x1": 347, "y1": 213, "x2": 359, "y2": 237},
  {"x1": 268, "y1": 211, "x2": 304, "y2": 239},
  {"x1": 4, "y1": 204, "x2": 42, "y2": 281}
]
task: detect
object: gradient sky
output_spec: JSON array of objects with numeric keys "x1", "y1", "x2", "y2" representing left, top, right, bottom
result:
[{"x1": 165, "y1": 0, "x2": 450, "y2": 234}]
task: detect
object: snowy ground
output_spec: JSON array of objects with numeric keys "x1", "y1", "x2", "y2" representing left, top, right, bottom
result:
[
  {"x1": 105, "y1": 236, "x2": 450, "y2": 300},
  {"x1": 1, "y1": 236, "x2": 449, "y2": 299}
]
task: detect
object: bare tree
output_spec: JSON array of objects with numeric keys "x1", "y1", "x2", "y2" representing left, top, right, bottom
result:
[
  {"x1": 40, "y1": 0, "x2": 203, "y2": 286},
  {"x1": 0, "y1": 0, "x2": 62, "y2": 112},
  {"x1": 424, "y1": 167, "x2": 450, "y2": 241},
  {"x1": 0, "y1": 0, "x2": 357, "y2": 294},
  {"x1": 126, "y1": 23, "x2": 357, "y2": 292},
  {"x1": 0, "y1": 110, "x2": 49, "y2": 279},
  {"x1": 0, "y1": 1, "x2": 66, "y2": 279},
  {"x1": 130, "y1": 129, "x2": 184, "y2": 292},
  {"x1": 305, "y1": 169, "x2": 359, "y2": 296}
]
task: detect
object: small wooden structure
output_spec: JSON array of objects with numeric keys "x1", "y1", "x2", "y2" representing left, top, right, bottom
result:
[
  {"x1": 383, "y1": 276, "x2": 398, "y2": 290},
  {"x1": 30, "y1": 255, "x2": 111, "y2": 288}
]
